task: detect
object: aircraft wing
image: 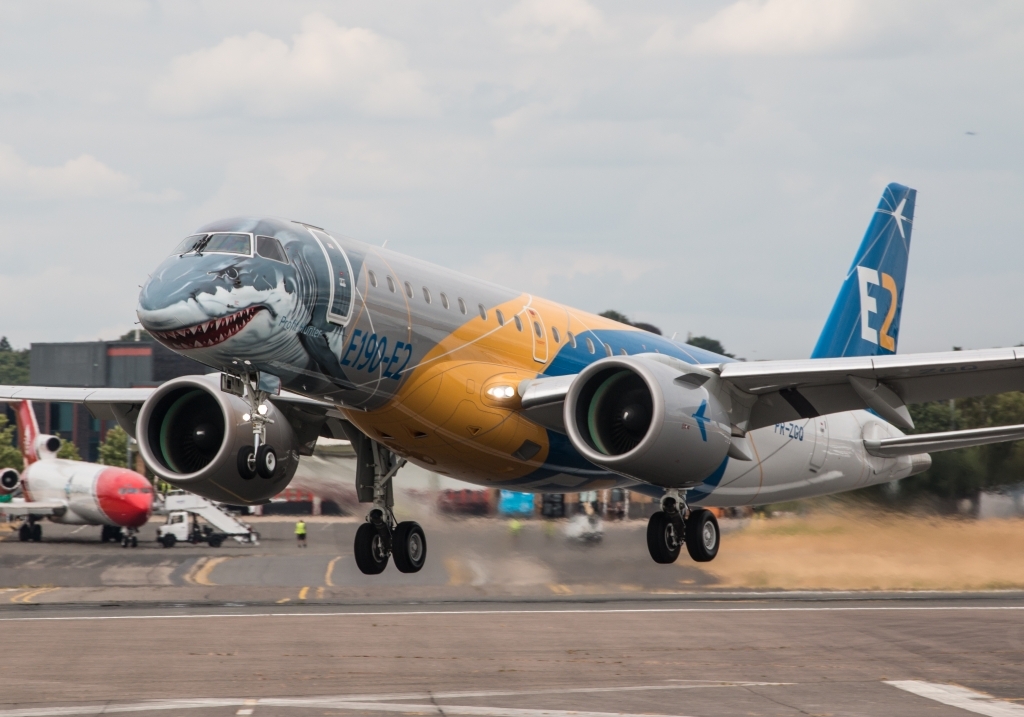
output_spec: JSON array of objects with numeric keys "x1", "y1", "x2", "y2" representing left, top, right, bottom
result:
[
  {"x1": 864, "y1": 423, "x2": 1024, "y2": 458},
  {"x1": 0, "y1": 385, "x2": 338, "y2": 419},
  {"x1": 716, "y1": 347, "x2": 1024, "y2": 430},
  {"x1": 520, "y1": 347, "x2": 1024, "y2": 433},
  {"x1": 0, "y1": 499, "x2": 67, "y2": 517}
]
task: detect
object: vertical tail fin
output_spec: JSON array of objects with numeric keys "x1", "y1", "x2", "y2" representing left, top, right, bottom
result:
[
  {"x1": 15, "y1": 401, "x2": 40, "y2": 465},
  {"x1": 811, "y1": 182, "x2": 917, "y2": 359}
]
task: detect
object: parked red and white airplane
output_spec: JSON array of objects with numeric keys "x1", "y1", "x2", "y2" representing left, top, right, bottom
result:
[{"x1": 0, "y1": 401, "x2": 153, "y2": 546}]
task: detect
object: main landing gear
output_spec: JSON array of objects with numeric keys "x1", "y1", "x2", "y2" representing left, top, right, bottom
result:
[
  {"x1": 233, "y1": 372, "x2": 277, "y2": 481},
  {"x1": 18, "y1": 518, "x2": 42, "y2": 543},
  {"x1": 646, "y1": 490, "x2": 720, "y2": 564},
  {"x1": 352, "y1": 440, "x2": 426, "y2": 575}
]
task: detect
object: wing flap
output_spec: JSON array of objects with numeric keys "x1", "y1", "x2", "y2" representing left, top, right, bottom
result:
[{"x1": 865, "y1": 423, "x2": 1024, "y2": 458}]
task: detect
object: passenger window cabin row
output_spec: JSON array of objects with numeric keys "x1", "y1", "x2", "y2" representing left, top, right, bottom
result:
[{"x1": 365, "y1": 269, "x2": 627, "y2": 357}]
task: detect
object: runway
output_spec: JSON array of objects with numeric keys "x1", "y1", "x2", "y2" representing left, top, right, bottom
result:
[{"x1": 0, "y1": 597, "x2": 1021, "y2": 716}]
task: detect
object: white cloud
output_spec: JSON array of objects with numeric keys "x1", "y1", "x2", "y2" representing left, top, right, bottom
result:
[
  {"x1": 648, "y1": 0, "x2": 866, "y2": 56},
  {"x1": 149, "y1": 14, "x2": 434, "y2": 118},
  {"x1": 0, "y1": 145, "x2": 175, "y2": 201},
  {"x1": 499, "y1": 0, "x2": 609, "y2": 50}
]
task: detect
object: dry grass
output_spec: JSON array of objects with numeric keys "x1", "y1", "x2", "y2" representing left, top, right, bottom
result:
[{"x1": 704, "y1": 511, "x2": 1024, "y2": 591}]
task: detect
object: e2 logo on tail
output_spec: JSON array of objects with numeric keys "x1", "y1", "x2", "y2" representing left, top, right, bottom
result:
[{"x1": 856, "y1": 266, "x2": 898, "y2": 351}]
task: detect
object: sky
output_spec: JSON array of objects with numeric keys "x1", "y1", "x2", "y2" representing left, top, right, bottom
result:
[{"x1": 1, "y1": 0, "x2": 1022, "y2": 360}]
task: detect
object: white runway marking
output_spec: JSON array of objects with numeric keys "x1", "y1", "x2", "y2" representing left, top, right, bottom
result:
[
  {"x1": 0, "y1": 682, "x2": 780, "y2": 717},
  {"x1": 0, "y1": 605, "x2": 1021, "y2": 622},
  {"x1": 886, "y1": 681, "x2": 1024, "y2": 717}
]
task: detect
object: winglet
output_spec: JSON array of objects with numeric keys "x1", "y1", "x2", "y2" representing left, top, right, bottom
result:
[{"x1": 811, "y1": 183, "x2": 917, "y2": 359}]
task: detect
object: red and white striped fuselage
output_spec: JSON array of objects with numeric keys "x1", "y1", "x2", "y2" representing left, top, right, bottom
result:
[{"x1": 22, "y1": 460, "x2": 152, "y2": 527}]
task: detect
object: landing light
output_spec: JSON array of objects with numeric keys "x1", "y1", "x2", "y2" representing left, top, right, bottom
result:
[
  {"x1": 242, "y1": 413, "x2": 251, "y2": 422},
  {"x1": 257, "y1": 404, "x2": 269, "y2": 416},
  {"x1": 486, "y1": 385, "x2": 516, "y2": 400}
]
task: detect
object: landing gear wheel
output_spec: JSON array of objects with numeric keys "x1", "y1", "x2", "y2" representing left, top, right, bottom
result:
[
  {"x1": 684, "y1": 509, "x2": 720, "y2": 562},
  {"x1": 130, "y1": 536, "x2": 138, "y2": 548},
  {"x1": 18, "y1": 524, "x2": 30, "y2": 542},
  {"x1": 255, "y1": 445, "x2": 277, "y2": 479},
  {"x1": 354, "y1": 522, "x2": 389, "y2": 575},
  {"x1": 392, "y1": 521, "x2": 427, "y2": 573},
  {"x1": 646, "y1": 511, "x2": 681, "y2": 564},
  {"x1": 121, "y1": 536, "x2": 129, "y2": 548},
  {"x1": 237, "y1": 446, "x2": 257, "y2": 480},
  {"x1": 161, "y1": 534, "x2": 176, "y2": 548},
  {"x1": 30, "y1": 524, "x2": 42, "y2": 542}
]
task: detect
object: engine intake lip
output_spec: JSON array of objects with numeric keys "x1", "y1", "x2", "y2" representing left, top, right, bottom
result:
[
  {"x1": 136, "y1": 375, "x2": 232, "y2": 483},
  {"x1": 564, "y1": 357, "x2": 665, "y2": 466}
]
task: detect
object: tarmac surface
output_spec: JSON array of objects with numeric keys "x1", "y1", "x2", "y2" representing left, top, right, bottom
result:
[{"x1": 1, "y1": 518, "x2": 1022, "y2": 716}]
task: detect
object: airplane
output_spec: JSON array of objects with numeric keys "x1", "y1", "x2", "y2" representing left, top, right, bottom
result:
[
  {"x1": 4, "y1": 182, "x2": 1024, "y2": 573},
  {"x1": 0, "y1": 401, "x2": 153, "y2": 546}
]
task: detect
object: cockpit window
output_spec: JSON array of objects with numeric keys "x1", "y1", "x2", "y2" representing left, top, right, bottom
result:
[
  {"x1": 204, "y1": 233, "x2": 251, "y2": 255},
  {"x1": 256, "y1": 235, "x2": 288, "y2": 264},
  {"x1": 173, "y1": 234, "x2": 207, "y2": 255}
]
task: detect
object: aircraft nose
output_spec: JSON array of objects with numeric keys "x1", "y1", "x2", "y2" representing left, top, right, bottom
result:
[{"x1": 97, "y1": 468, "x2": 153, "y2": 529}]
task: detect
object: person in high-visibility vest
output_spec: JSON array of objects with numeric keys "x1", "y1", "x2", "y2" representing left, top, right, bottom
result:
[{"x1": 295, "y1": 519, "x2": 307, "y2": 548}]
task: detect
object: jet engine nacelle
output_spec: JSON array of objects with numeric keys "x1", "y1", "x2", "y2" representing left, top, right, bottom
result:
[
  {"x1": 564, "y1": 355, "x2": 733, "y2": 489},
  {"x1": 34, "y1": 434, "x2": 62, "y2": 461},
  {"x1": 0, "y1": 468, "x2": 20, "y2": 495},
  {"x1": 135, "y1": 375, "x2": 300, "y2": 504}
]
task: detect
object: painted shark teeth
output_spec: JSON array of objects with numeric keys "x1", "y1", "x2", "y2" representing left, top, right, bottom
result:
[{"x1": 151, "y1": 306, "x2": 263, "y2": 351}]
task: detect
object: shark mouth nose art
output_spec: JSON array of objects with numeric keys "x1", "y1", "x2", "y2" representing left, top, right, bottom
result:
[{"x1": 150, "y1": 306, "x2": 265, "y2": 350}]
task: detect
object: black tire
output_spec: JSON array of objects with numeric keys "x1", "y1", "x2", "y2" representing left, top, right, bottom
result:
[
  {"x1": 208, "y1": 535, "x2": 222, "y2": 548},
  {"x1": 646, "y1": 511, "x2": 681, "y2": 564},
  {"x1": 685, "y1": 509, "x2": 720, "y2": 562},
  {"x1": 354, "y1": 522, "x2": 389, "y2": 575},
  {"x1": 130, "y1": 536, "x2": 138, "y2": 548},
  {"x1": 237, "y1": 446, "x2": 257, "y2": 480},
  {"x1": 30, "y1": 524, "x2": 42, "y2": 542},
  {"x1": 18, "y1": 524, "x2": 30, "y2": 542},
  {"x1": 161, "y1": 534, "x2": 176, "y2": 548},
  {"x1": 392, "y1": 521, "x2": 427, "y2": 573},
  {"x1": 121, "y1": 537, "x2": 129, "y2": 548},
  {"x1": 256, "y1": 445, "x2": 277, "y2": 479}
]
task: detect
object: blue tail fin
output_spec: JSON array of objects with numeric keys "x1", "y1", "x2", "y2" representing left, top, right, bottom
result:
[{"x1": 811, "y1": 182, "x2": 917, "y2": 359}]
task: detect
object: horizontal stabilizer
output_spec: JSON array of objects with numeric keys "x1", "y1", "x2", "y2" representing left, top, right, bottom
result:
[{"x1": 864, "y1": 423, "x2": 1024, "y2": 458}]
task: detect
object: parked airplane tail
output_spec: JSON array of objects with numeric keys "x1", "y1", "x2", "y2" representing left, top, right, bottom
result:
[
  {"x1": 811, "y1": 182, "x2": 917, "y2": 359},
  {"x1": 15, "y1": 400, "x2": 42, "y2": 465}
]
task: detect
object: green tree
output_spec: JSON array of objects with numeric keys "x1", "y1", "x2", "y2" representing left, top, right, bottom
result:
[
  {"x1": 0, "y1": 337, "x2": 30, "y2": 385},
  {"x1": 118, "y1": 329, "x2": 154, "y2": 342},
  {"x1": 98, "y1": 426, "x2": 129, "y2": 468},
  {"x1": 687, "y1": 336, "x2": 735, "y2": 358},
  {"x1": 598, "y1": 310, "x2": 662, "y2": 335},
  {"x1": 56, "y1": 440, "x2": 82, "y2": 461},
  {"x1": 0, "y1": 415, "x2": 24, "y2": 471}
]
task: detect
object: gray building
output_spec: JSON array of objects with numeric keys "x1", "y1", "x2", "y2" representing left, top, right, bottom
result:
[{"x1": 25, "y1": 340, "x2": 205, "y2": 461}]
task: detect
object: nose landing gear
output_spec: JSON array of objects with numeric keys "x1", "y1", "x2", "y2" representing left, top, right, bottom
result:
[
  {"x1": 231, "y1": 371, "x2": 278, "y2": 480},
  {"x1": 646, "y1": 490, "x2": 720, "y2": 564}
]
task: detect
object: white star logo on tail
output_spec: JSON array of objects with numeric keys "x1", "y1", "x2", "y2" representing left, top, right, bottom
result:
[{"x1": 879, "y1": 197, "x2": 909, "y2": 239}]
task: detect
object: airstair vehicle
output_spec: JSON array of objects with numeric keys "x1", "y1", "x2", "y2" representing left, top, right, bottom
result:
[{"x1": 157, "y1": 492, "x2": 260, "y2": 548}]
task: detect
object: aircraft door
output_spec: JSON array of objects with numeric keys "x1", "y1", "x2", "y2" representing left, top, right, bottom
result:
[
  {"x1": 309, "y1": 229, "x2": 354, "y2": 325},
  {"x1": 809, "y1": 417, "x2": 829, "y2": 471},
  {"x1": 525, "y1": 308, "x2": 548, "y2": 363}
]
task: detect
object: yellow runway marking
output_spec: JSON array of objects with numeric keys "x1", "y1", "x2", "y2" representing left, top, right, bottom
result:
[
  {"x1": 10, "y1": 587, "x2": 58, "y2": 604},
  {"x1": 316, "y1": 586, "x2": 324, "y2": 599},
  {"x1": 298, "y1": 586, "x2": 309, "y2": 601},
  {"x1": 548, "y1": 584, "x2": 573, "y2": 595},
  {"x1": 324, "y1": 556, "x2": 342, "y2": 587},
  {"x1": 276, "y1": 598, "x2": 291, "y2": 604},
  {"x1": 185, "y1": 557, "x2": 231, "y2": 586}
]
